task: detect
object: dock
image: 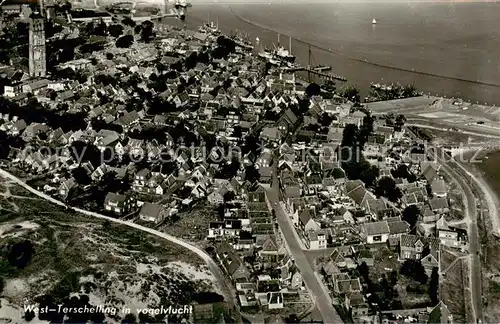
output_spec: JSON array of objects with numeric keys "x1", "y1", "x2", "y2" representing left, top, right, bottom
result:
[
  {"x1": 304, "y1": 66, "x2": 347, "y2": 82},
  {"x1": 280, "y1": 64, "x2": 346, "y2": 81}
]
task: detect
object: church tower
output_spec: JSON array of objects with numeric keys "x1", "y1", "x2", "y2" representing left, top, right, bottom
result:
[{"x1": 29, "y1": 14, "x2": 46, "y2": 77}]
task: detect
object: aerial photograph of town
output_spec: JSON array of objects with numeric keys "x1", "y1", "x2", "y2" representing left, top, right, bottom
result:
[{"x1": 0, "y1": 0, "x2": 500, "y2": 323}]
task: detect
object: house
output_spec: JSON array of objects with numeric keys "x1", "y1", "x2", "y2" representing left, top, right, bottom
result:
[
  {"x1": 308, "y1": 229, "x2": 327, "y2": 249},
  {"x1": 298, "y1": 209, "x2": 320, "y2": 232},
  {"x1": 334, "y1": 277, "x2": 362, "y2": 295},
  {"x1": 260, "y1": 126, "x2": 281, "y2": 143},
  {"x1": 256, "y1": 151, "x2": 273, "y2": 168},
  {"x1": 361, "y1": 220, "x2": 390, "y2": 244},
  {"x1": 399, "y1": 234, "x2": 440, "y2": 272},
  {"x1": 208, "y1": 220, "x2": 242, "y2": 239},
  {"x1": 277, "y1": 108, "x2": 298, "y2": 135},
  {"x1": 91, "y1": 164, "x2": 108, "y2": 182},
  {"x1": 207, "y1": 188, "x2": 226, "y2": 205},
  {"x1": 345, "y1": 293, "x2": 369, "y2": 319},
  {"x1": 421, "y1": 161, "x2": 440, "y2": 183},
  {"x1": 345, "y1": 180, "x2": 375, "y2": 208},
  {"x1": 174, "y1": 91, "x2": 190, "y2": 107},
  {"x1": 58, "y1": 178, "x2": 77, "y2": 200},
  {"x1": 10, "y1": 119, "x2": 27, "y2": 135},
  {"x1": 134, "y1": 168, "x2": 151, "y2": 188},
  {"x1": 387, "y1": 218, "x2": 411, "y2": 246},
  {"x1": 248, "y1": 185, "x2": 266, "y2": 202},
  {"x1": 104, "y1": 192, "x2": 134, "y2": 215},
  {"x1": 421, "y1": 206, "x2": 439, "y2": 224},
  {"x1": 429, "y1": 197, "x2": 449, "y2": 214},
  {"x1": 431, "y1": 179, "x2": 447, "y2": 198},
  {"x1": 139, "y1": 202, "x2": 165, "y2": 223},
  {"x1": 215, "y1": 243, "x2": 250, "y2": 282},
  {"x1": 22, "y1": 123, "x2": 49, "y2": 141},
  {"x1": 437, "y1": 217, "x2": 465, "y2": 249},
  {"x1": 258, "y1": 167, "x2": 273, "y2": 186}
]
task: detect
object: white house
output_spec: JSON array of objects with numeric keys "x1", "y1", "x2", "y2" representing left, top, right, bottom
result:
[
  {"x1": 139, "y1": 202, "x2": 165, "y2": 223},
  {"x1": 361, "y1": 221, "x2": 390, "y2": 244},
  {"x1": 308, "y1": 229, "x2": 327, "y2": 250}
]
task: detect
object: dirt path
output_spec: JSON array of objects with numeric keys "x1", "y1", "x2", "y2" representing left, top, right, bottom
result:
[{"x1": 0, "y1": 168, "x2": 237, "y2": 309}]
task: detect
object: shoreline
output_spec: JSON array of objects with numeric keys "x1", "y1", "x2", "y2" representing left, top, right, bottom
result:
[
  {"x1": 189, "y1": 3, "x2": 500, "y2": 105},
  {"x1": 228, "y1": 6, "x2": 500, "y2": 90}
]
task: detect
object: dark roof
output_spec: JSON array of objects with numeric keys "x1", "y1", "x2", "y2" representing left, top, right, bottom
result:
[
  {"x1": 104, "y1": 192, "x2": 127, "y2": 205},
  {"x1": 387, "y1": 220, "x2": 410, "y2": 235},
  {"x1": 139, "y1": 202, "x2": 162, "y2": 219},
  {"x1": 362, "y1": 221, "x2": 390, "y2": 236},
  {"x1": 400, "y1": 234, "x2": 440, "y2": 250},
  {"x1": 299, "y1": 209, "x2": 312, "y2": 225}
]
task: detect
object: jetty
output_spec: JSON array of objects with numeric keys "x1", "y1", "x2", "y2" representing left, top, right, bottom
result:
[{"x1": 279, "y1": 48, "x2": 347, "y2": 81}]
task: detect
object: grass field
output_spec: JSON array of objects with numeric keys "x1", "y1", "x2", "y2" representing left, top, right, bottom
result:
[{"x1": 0, "y1": 185, "x2": 222, "y2": 323}]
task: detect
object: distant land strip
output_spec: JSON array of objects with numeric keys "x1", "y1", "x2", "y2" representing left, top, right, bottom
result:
[{"x1": 227, "y1": 5, "x2": 500, "y2": 88}]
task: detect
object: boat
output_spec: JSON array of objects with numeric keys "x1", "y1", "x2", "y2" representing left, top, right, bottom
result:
[
  {"x1": 272, "y1": 34, "x2": 296, "y2": 63},
  {"x1": 273, "y1": 46, "x2": 295, "y2": 63},
  {"x1": 372, "y1": 18, "x2": 377, "y2": 24}
]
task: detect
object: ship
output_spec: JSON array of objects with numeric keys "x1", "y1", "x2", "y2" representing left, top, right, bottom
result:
[
  {"x1": 372, "y1": 18, "x2": 377, "y2": 24},
  {"x1": 272, "y1": 34, "x2": 296, "y2": 63}
]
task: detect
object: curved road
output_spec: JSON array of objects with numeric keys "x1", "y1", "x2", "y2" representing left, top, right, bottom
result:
[
  {"x1": 0, "y1": 168, "x2": 235, "y2": 308},
  {"x1": 405, "y1": 128, "x2": 482, "y2": 323}
]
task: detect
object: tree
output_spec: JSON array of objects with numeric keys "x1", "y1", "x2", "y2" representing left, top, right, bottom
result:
[
  {"x1": 122, "y1": 17, "x2": 136, "y2": 27},
  {"x1": 429, "y1": 267, "x2": 439, "y2": 305},
  {"x1": 245, "y1": 165, "x2": 260, "y2": 183},
  {"x1": 8, "y1": 240, "x2": 34, "y2": 269},
  {"x1": 339, "y1": 85, "x2": 360, "y2": 103},
  {"x1": 108, "y1": 24, "x2": 124, "y2": 38},
  {"x1": 341, "y1": 124, "x2": 359, "y2": 147},
  {"x1": 305, "y1": 82, "x2": 321, "y2": 97},
  {"x1": 402, "y1": 205, "x2": 421, "y2": 233},
  {"x1": 395, "y1": 114, "x2": 406, "y2": 131},
  {"x1": 391, "y1": 164, "x2": 417, "y2": 183},
  {"x1": 116, "y1": 34, "x2": 134, "y2": 48},
  {"x1": 401, "y1": 259, "x2": 428, "y2": 284},
  {"x1": 24, "y1": 310, "x2": 35, "y2": 321},
  {"x1": 232, "y1": 125, "x2": 242, "y2": 138},
  {"x1": 121, "y1": 313, "x2": 137, "y2": 324},
  {"x1": 140, "y1": 20, "x2": 155, "y2": 42},
  {"x1": 375, "y1": 176, "x2": 402, "y2": 202},
  {"x1": 72, "y1": 166, "x2": 91, "y2": 185}
]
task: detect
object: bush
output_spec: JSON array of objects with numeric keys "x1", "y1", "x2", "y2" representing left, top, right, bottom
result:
[{"x1": 116, "y1": 34, "x2": 134, "y2": 48}]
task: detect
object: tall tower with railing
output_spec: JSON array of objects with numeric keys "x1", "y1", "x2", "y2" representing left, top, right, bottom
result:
[{"x1": 29, "y1": 1, "x2": 46, "y2": 78}]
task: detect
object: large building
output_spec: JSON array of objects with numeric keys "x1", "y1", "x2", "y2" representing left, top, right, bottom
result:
[{"x1": 29, "y1": 15, "x2": 46, "y2": 77}]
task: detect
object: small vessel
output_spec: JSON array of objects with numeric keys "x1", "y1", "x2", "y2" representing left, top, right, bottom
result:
[
  {"x1": 372, "y1": 18, "x2": 377, "y2": 24},
  {"x1": 256, "y1": 37, "x2": 260, "y2": 43}
]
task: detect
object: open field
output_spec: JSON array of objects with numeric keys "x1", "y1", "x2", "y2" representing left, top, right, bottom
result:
[
  {"x1": 0, "y1": 184, "x2": 223, "y2": 323},
  {"x1": 158, "y1": 202, "x2": 219, "y2": 242}
]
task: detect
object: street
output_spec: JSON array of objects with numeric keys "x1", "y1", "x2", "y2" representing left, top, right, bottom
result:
[
  {"x1": 405, "y1": 127, "x2": 483, "y2": 322},
  {"x1": 435, "y1": 148, "x2": 483, "y2": 322},
  {"x1": 265, "y1": 156, "x2": 343, "y2": 324}
]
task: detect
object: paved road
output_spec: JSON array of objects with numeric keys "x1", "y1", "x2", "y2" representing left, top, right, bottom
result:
[
  {"x1": 435, "y1": 150, "x2": 482, "y2": 323},
  {"x1": 405, "y1": 128, "x2": 482, "y2": 322},
  {"x1": 266, "y1": 157, "x2": 343, "y2": 324},
  {"x1": 0, "y1": 168, "x2": 236, "y2": 309}
]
